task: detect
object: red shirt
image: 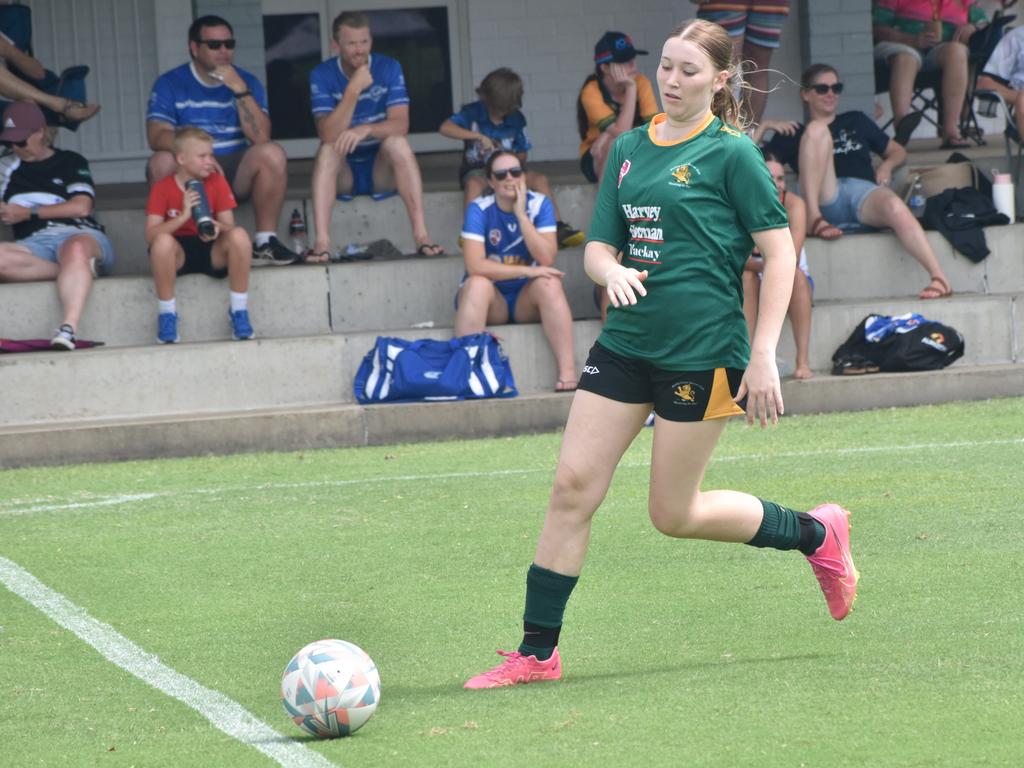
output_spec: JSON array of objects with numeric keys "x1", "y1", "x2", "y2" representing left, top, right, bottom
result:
[{"x1": 146, "y1": 173, "x2": 237, "y2": 237}]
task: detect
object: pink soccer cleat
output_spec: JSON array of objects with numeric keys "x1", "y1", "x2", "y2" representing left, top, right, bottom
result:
[
  {"x1": 806, "y1": 503, "x2": 860, "y2": 620},
  {"x1": 463, "y1": 648, "x2": 563, "y2": 689}
]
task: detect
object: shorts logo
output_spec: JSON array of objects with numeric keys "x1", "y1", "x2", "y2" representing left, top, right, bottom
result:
[
  {"x1": 617, "y1": 159, "x2": 631, "y2": 188},
  {"x1": 582, "y1": 365, "x2": 600, "y2": 375},
  {"x1": 671, "y1": 381, "x2": 702, "y2": 405},
  {"x1": 670, "y1": 164, "x2": 700, "y2": 187},
  {"x1": 488, "y1": 228, "x2": 502, "y2": 246}
]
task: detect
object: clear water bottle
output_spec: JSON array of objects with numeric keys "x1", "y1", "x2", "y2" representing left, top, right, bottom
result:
[
  {"x1": 288, "y1": 208, "x2": 307, "y2": 254},
  {"x1": 909, "y1": 177, "x2": 926, "y2": 218},
  {"x1": 185, "y1": 179, "x2": 216, "y2": 238}
]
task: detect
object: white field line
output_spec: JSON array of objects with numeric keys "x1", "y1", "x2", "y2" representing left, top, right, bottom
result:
[
  {"x1": 2, "y1": 436, "x2": 1022, "y2": 518},
  {"x1": 0, "y1": 556, "x2": 336, "y2": 768}
]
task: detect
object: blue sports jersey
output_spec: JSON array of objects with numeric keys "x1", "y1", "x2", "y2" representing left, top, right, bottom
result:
[
  {"x1": 449, "y1": 101, "x2": 530, "y2": 171},
  {"x1": 309, "y1": 54, "x2": 409, "y2": 159},
  {"x1": 147, "y1": 62, "x2": 269, "y2": 156},
  {"x1": 461, "y1": 191, "x2": 557, "y2": 287}
]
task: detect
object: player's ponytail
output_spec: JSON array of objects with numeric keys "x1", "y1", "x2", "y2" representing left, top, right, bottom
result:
[{"x1": 670, "y1": 19, "x2": 749, "y2": 131}]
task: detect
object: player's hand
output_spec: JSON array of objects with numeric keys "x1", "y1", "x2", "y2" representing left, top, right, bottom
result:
[
  {"x1": 608, "y1": 63, "x2": 637, "y2": 87},
  {"x1": 0, "y1": 202, "x2": 29, "y2": 225},
  {"x1": 334, "y1": 125, "x2": 370, "y2": 155},
  {"x1": 914, "y1": 30, "x2": 939, "y2": 49},
  {"x1": 875, "y1": 165, "x2": 892, "y2": 187},
  {"x1": 477, "y1": 135, "x2": 496, "y2": 152},
  {"x1": 762, "y1": 118, "x2": 800, "y2": 136},
  {"x1": 349, "y1": 64, "x2": 374, "y2": 94},
  {"x1": 198, "y1": 220, "x2": 221, "y2": 243},
  {"x1": 182, "y1": 187, "x2": 201, "y2": 215},
  {"x1": 735, "y1": 351, "x2": 784, "y2": 428},
  {"x1": 512, "y1": 179, "x2": 528, "y2": 218},
  {"x1": 953, "y1": 23, "x2": 975, "y2": 44},
  {"x1": 530, "y1": 265, "x2": 565, "y2": 279},
  {"x1": 604, "y1": 265, "x2": 648, "y2": 307},
  {"x1": 211, "y1": 65, "x2": 246, "y2": 92}
]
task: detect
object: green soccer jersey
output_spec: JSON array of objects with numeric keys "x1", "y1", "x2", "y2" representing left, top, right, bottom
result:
[{"x1": 589, "y1": 112, "x2": 789, "y2": 371}]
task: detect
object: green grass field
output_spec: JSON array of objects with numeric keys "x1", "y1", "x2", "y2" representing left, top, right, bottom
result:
[{"x1": 2, "y1": 398, "x2": 1022, "y2": 767}]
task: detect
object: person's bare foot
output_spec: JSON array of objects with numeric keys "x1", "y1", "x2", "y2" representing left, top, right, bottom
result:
[
  {"x1": 793, "y1": 365, "x2": 813, "y2": 380},
  {"x1": 61, "y1": 100, "x2": 100, "y2": 124},
  {"x1": 303, "y1": 244, "x2": 331, "y2": 263}
]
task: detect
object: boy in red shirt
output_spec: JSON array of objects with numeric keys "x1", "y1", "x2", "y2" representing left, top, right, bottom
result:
[{"x1": 145, "y1": 126, "x2": 254, "y2": 343}]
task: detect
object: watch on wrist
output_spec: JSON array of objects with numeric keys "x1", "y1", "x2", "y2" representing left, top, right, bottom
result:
[
  {"x1": 30, "y1": 206, "x2": 39, "y2": 221},
  {"x1": 234, "y1": 90, "x2": 252, "y2": 100}
]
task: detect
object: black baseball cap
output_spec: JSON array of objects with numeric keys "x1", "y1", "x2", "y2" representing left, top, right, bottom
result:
[{"x1": 594, "y1": 31, "x2": 647, "y2": 65}]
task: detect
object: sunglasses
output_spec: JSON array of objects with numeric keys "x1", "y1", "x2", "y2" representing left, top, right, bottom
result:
[
  {"x1": 810, "y1": 82, "x2": 844, "y2": 95},
  {"x1": 491, "y1": 167, "x2": 523, "y2": 181},
  {"x1": 2, "y1": 139, "x2": 27, "y2": 149},
  {"x1": 200, "y1": 38, "x2": 236, "y2": 50}
]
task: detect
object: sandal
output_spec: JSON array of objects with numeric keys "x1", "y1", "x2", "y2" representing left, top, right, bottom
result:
[
  {"x1": 939, "y1": 136, "x2": 971, "y2": 150},
  {"x1": 919, "y1": 275, "x2": 953, "y2": 299},
  {"x1": 810, "y1": 216, "x2": 843, "y2": 241},
  {"x1": 832, "y1": 355, "x2": 880, "y2": 376},
  {"x1": 555, "y1": 379, "x2": 578, "y2": 393},
  {"x1": 893, "y1": 111, "x2": 924, "y2": 146},
  {"x1": 303, "y1": 249, "x2": 331, "y2": 264},
  {"x1": 58, "y1": 100, "x2": 100, "y2": 126},
  {"x1": 416, "y1": 242, "x2": 444, "y2": 257}
]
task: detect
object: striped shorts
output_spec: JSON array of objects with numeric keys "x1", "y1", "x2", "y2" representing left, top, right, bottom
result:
[{"x1": 696, "y1": 1, "x2": 791, "y2": 49}]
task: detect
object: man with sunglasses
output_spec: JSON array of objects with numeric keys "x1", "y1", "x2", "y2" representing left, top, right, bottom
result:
[
  {"x1": 145, "y1": 15, "x2": 298, "y2": 266},
  {"x1": 760, "y1": 63, "x2": 952, "y2": 301},
  {"x1": 0, "y1": 100, "x2": 114, "y2": 350}
]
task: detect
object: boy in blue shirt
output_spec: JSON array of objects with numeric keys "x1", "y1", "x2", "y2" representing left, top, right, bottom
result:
[{"x1": 440, "y1": 68, "x2": 584, "y2": 249}]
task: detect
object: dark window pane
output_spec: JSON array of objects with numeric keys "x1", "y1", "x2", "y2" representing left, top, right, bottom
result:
[{"x1": 263, "y1": 13, "x2": 321, "y2": 140}]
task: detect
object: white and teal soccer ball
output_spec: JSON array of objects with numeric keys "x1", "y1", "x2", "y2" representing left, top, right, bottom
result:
[{"x1": 281, "y1": 639, "x2": 381, "y2": 738}]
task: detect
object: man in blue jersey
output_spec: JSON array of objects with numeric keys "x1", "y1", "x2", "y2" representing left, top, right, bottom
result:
[
  {"x1": 305, "y1": 11, "x2": 442, "y2": 262},
  {"x1": 145, "y1": 15, "x2": 297, "y2": 265}
]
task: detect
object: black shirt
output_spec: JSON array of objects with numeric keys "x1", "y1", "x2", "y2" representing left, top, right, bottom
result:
[
  {"x1": 763, "y1": 111, "x2": 891, "y2": 183},
  {"x1": 1, "y1": 149, "x2": 103, "y2": 240}
]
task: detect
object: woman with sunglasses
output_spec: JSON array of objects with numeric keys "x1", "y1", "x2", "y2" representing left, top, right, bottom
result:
[
  {"x1": 454, "y1": 150, "x2": 577, "y2": 392},
  {"x1": 464, "y1": 20, "x2": 857, "y2": 690},
  {"x1": 761, "y1": 63, "x2": 953, "y2": 300}
]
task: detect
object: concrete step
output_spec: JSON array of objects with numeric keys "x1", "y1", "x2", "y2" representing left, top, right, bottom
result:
[
  {"x1": 0, "y1": 321, "x2": 603, "y2": 429},
  {"x1": 1, "y1": 364, "x2": 1020, "y2": 469}
]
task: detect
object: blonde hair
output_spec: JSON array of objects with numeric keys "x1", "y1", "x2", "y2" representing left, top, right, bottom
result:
[
  {"x1": 668, "y1": 19, "x2": 747, "y2": 130},
  {"x1": 172, "y1": 126, "x2": 214, "y2": 155}
]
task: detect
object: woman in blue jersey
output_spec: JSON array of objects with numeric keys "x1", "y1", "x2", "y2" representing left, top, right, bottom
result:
[
  {"x1": 464, "y1": 19, "x2": 858, "y2": 690},
  {"x1": 455, "y1": 149, "x2": 577, "y2": 392}
]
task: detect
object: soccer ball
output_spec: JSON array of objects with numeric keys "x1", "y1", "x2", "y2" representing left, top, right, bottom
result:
[{"x1": 280, "y1": 639, "x2": 381, "y2": 738}]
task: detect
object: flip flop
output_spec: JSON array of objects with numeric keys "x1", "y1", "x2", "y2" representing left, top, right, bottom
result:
[
  {"x1": 416, "y1": 243, "x2": 445, "y2": 257},
  {"x1": 893, "y1": 111, "x2": 923, "y2": 146},
  {"x1": 810, "y1": 216, "x2": 843, "y2": 241},
  {"x1": 303, "y1": 250, "x2": 331, "y2": 264},
  {"x1": 939, "y1": 136, "x2": 972, "y2": 149},
  {"x1": 555, "y1": 380, "x2": 578, "y2": 393},
  {"x1": 919, "y1": 275, "x2": 953, "y2": 299}
]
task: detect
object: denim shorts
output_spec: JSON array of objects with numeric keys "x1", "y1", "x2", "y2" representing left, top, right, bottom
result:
[
  {"x1": 820, "y1": 177, "x2": 879, "y2": 229},
  {"x1": 20, "y1": 224, "x2": 115, "y2": 274}
]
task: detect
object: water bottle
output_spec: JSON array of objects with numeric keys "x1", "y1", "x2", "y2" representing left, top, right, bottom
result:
[
  {"x1": 288, "y1": 208, "x2": 307, "y2": 254},
  {"x1": 992, "y1": 171, "x2": 1015, "y2": 222},
  {"x1": 185, "y1": 179, "x2": 216, "y2": 238},
  {"x1": 909, "y1": 176, "x2": 926, "y2": 218}
]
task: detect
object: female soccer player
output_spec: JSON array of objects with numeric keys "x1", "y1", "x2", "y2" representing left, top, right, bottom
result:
[{"x1": 464, "y1": 18, "x2": 858, "y2": 690}]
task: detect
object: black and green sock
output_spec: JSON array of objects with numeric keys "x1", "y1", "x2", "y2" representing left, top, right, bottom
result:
[
  {"x1": 519, "y1": 563, "x2": 579, "y2": 661},
  {"x1": 747, "y1": 499, "x2": 825, "y2": 556}
]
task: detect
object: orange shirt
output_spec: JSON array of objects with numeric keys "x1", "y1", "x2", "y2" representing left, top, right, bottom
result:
[{"x1": 578, "y1": 74, "x2": 659, "y2": 156}]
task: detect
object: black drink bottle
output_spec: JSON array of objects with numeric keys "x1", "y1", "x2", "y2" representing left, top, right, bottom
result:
[{"x1": 185, "y1": 179, "x2": 216, "y2": 238}]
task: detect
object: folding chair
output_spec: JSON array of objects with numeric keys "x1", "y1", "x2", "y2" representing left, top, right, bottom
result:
[
  {"x1": 960, "y1": 11, "x2": 1017, "y2": 144},
  {"x1": 0, "y1": 2, "x2": 91, "y2": 131},
  {"x1": 874, "y1": 58, "x2": 943, "y2": 136},
  {"x1": 973, "y1": 89, "x2": 1022, "y2": 182}
]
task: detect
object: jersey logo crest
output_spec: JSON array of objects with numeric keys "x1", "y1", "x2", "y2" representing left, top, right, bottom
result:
[
  {"x1": 671, "y1": 380, "x2": 704, "y2": 405},
  {"x1": 488, "y1": 228, "x2": 502, "y2": 246},
  {"x1": 617, "y1": 159, "x2": 631, "y2": 188},
  {"x1": 670, "y1": 164, "x2": 701, "y2": 187}
]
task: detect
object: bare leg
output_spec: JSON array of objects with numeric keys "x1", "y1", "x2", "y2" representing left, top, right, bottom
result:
[
  {"x1": 797, "y1": 119, "x2": 840, "y2": 226},
  {"x1": 375, "y1": 135, "x2": 438, "y2": 252},
  {"x1": 789, "y1": 270, "x2": 813, "y2": 379},
  {"x1": 232, "y1": 143, "x2": 288, "y2": 233},
  {"x1": 453, "y1": 275, "x2": 508, "y2": 336},
  {"x1": 55, "y1": 235, "x2": 100, "y2": 329},
  {"x1": 858, "y1": 187, "x2": 949, "y2": 290},
  {"x1": 936, "y1": 42, "x2": 969, "y2": 142},
  {"x1": 741, "y1": 40, "x2": 774, "y2": 125},
  {"x1": 310, "y1": 142, "x2": 344, "y2": 258},
  {"x1": 887, "y1": 52, "x2": 920, "y2": 122},
  {"x1": 211, "y1": 226, "x2": 253, "y2": 293},
  {"x1": 0, "y1": 243, "x2": 60, "y2": 282},
  {"x1": 462, "y1": 174, "x2": 489, "y2": 209},
  {"x1": 514, "y1": 275, "x2": 577, "y2": 386},
  {"x1": 534, "y1": 391, "x2": 650, "y2": 575},
  {"x1": 590, "y1": 132, "x2": 614, "y2": 183},
  {"x1": 148, "y1": 233, "x2": 184, "y2": 301},
  {"x1": 0, "y1": 68, "x2": 99, "y2": 120}
]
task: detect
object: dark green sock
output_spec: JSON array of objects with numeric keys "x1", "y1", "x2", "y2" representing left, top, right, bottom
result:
[
  {"x1": 519, "y1": 563, "x2": 579, "y2": 660},
  {"x1": 747, "y1": 499, "x2": 825, "y2": 555}
]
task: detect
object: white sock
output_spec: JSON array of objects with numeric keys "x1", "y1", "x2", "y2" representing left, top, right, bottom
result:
[
  {"x1": 229, "y1": 291, "x2": 248, "y2": 312},
  {"x1": 255, "y1": 231, "x2": 274, "y2": 246},
  {"x1": 158, "y1": 298, "x2": 176, "y2": 314}
]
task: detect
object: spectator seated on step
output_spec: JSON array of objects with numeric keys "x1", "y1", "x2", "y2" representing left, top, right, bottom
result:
[
  {"x1": 0, "y1": 101, "x2": 113, "y2": 350},
  {"x1": 144, "y1": 127, "x2": 255, "y2": 345},
  {"x1": 439, "y1": 67, "x2": 584, "y2": 249},
  {"x1": 305, "y1": 10, "x2": 442, "y2": 263},
  {"x1": 145, "y1": 15, "x2": 298, "y2": 267},
  {"x1": 872, "y1": 0, "x2": 986, "y2": 148},
  {"x1": 976, "y1": 25, "x2": 1024, "y2": 142},
  {"x1": 454, "y1": 150, "x2": 577, "y2": 393},
  {"x1": 758, "y1": 63, "x2": 953, "y2": 301},
  {"x1": 576, "y1": 31, "x2": 658, "y2": 184},
  {"x1": 0, "y1": 4, "x2": 99, "y2": 130}
]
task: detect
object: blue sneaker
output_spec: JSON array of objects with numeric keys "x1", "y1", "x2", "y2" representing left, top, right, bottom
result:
[
  {"x1": 229, "y1": 308, "x2": 254, "y2": 340},
  {"x1": 157, "y1": 312, "x2": 179, "y2": 344}
]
